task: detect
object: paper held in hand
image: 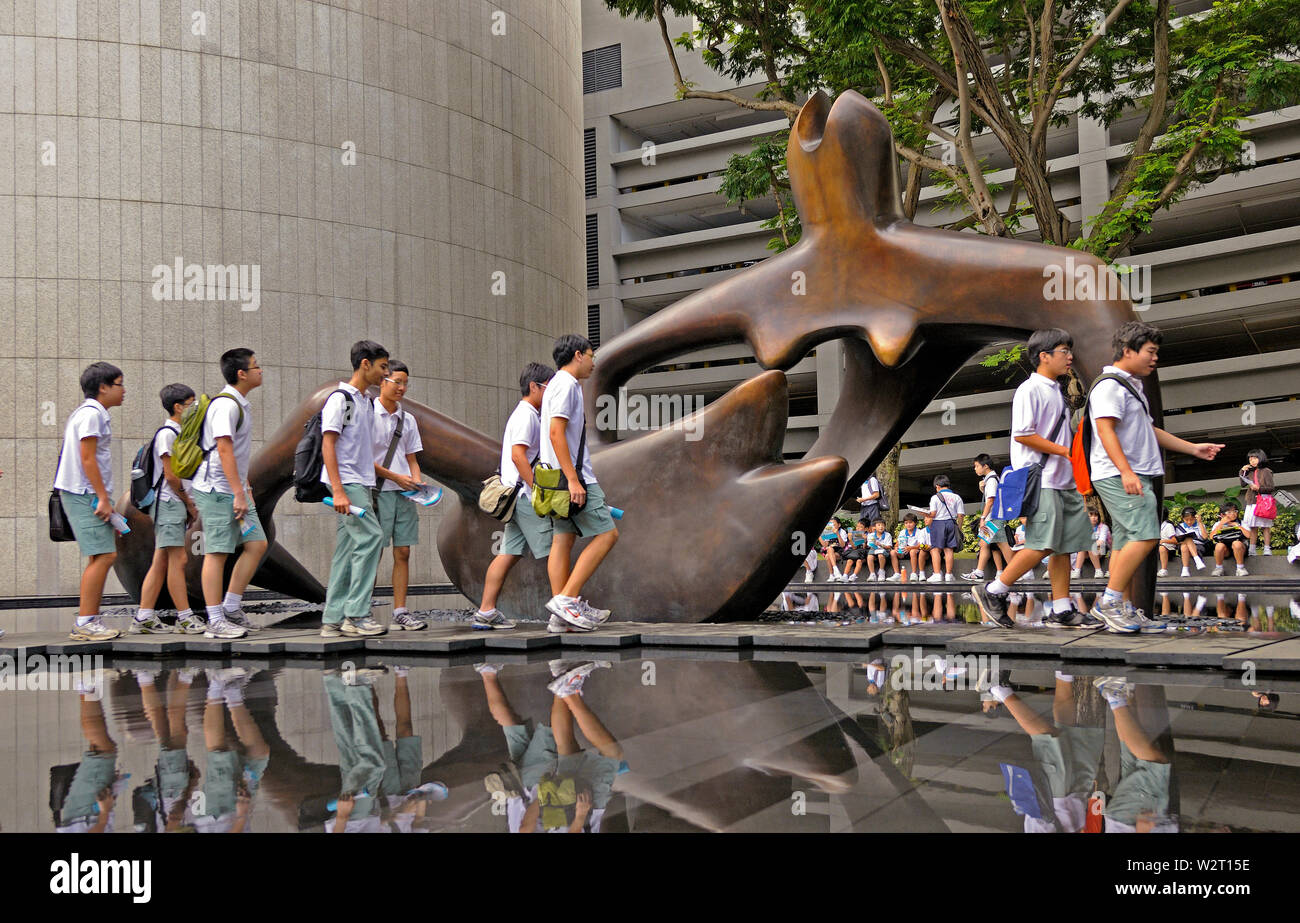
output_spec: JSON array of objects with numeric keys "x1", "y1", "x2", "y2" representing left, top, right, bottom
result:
[{"x1": 401, "y1": 484, "x2": 443, "y2": 507}]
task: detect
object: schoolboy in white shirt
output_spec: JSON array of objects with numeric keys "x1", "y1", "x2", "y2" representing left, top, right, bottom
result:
[
  {"x1": 371, "y1": 360, "x2": 426, "y2": 630},
  {"x1": 192, "y1": 348, "x2": 267, "y2": 640},
  {"x1": 1087, "y1": 322, "x2": 1222, "y2": 632},
  {"x1": 55, "y1": 362, "x2": 126, "y2": 641},
  {"x1": 320, "y1": 340, "x2": 389, "y2": 637}
]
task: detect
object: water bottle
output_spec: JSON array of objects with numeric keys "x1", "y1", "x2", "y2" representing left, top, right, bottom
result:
[
  {"x1": 609, "y1": 506, "x2": 624, "y2": 520},
  {"x1": 323, "y1": 496, "x2": 366, "y2": 517},
  {"x1": 109, "y1": 512, "x2": 131, "y2": 535}
]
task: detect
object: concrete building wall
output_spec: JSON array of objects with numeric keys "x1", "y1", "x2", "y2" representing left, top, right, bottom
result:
[{"x1": 0, "y1": 0, "x2": 585, "y2": 598}]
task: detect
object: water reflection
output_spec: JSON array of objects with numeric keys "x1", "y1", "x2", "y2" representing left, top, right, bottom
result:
[{"x1": 12, "y1": 653, "x2": 1300, "y2": 833}]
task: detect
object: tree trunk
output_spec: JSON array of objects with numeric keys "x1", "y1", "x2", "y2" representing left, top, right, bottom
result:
[{"x1": 878, "y1": 443, "x2": 903, "y2": 532}]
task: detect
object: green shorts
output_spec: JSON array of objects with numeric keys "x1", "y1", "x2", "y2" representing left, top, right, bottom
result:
[
  {"x1": 157, "y1": 747, "x2": 191, "y2": 801},
  {"x1": 153, "y1": 497, "x2": 189, "y2": 548},
  {"x1": 502, "y1": 497, "x2": 554, "y2": 558},
  {"x1": 202, "y1": 749, "x2": 269, "y2": 817},
  {"x1": 556, "y1": 749, "x2": 620, "y2": 811},
  {"x1": 1105, "y1": 740, "x2": 1172, "y2": 826},
  {"x1": 61, "y1": 751, "x2": 118, "y2": 821},
  {"x1": 554, "y1": 482, "x2": 617, "y2": 537},
  {"x1": 1093, "y1": 475, "x2": 1160, "y2": 547},
  {"x1": 60, "y1": 491, "x2": 117, "y2": 556},
  {"x1": 375, "y1": 490, "x2": 420, "y2": 548},
  {"x1": 193, "y1": 490, "x2": 266, "y2": 554},
  {"x1": 1030, "y1": 726, "x2": 1105, "y2": 799},
  {"x1": 1024, "y1": 487, "x2": 1092, "y2": 555},
  {"x1": 504, "y1": 722, "x2": 558, "y2": 790},
  {"x1": 381, "y1": 736, "x2": 423, "y2": 795}
]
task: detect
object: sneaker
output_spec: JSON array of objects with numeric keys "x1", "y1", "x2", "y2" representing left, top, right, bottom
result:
[
  {"x1": 579, "y1": 599, "x2": 611, "y2": 625},
  {"x1": 926, "y1": 573, "x2": 943, "y2": 584},
  {"x1": 971, "y1": 585, "x2": 1015, "y2": 629},
  {"x1": 1211, "y1": 564, "x2": 1224, "y2": 576},
  {"x1": 944, "y1": 573, "x2": 955, "y2": 583},
  {"x1": 915, "y1": 571, "x2": 926, "y2": 580},
  {"x1": 1236, "y1": 565, "x2": 1249, "y2": 577},
  {"x1": 546, "y1": 614, "x2": 575, "y2": 634},
  {"x1": 1126, "y1": 603, "x2": 1168, "y2": 633},
  {"x1": 1093, "y1": 675, "x2": 1134, "y2": 706},
  {"x1": 1069, "y1": 569, "x2": 1081, "y2": 579},
  {"x1": 1195, "y1": 558, "x2": 1207, "y2": 571},
  {"x1": 208, "y1": 666, "x2": 252, "y2": 686},
  {"x1": 343, "y1": 665, "x2": 389, "y2": 687},
  {"x1": 1043, "y1": 606, "x2": 1085, "y2": 629},
  {"x1": 846, "y1": 572, "x2": 859, "y2": 582},
  {"x1": 1077, "y1": 609, "x2": 1105, "y2": 629},
  {"x1": 885, "y1": 573, "x2": 903, "y2": 583},
  {"x1": 1100, "y1": 570, "x2": 1109, "y2": 577},
  {"x1": 1023, "y1": 569, "x2": 1036, "y2": 580},
  {"x1": 176, "y1": 613, "x2": 207, "y2": 635},
  {"x1": 804, "y1": 570, "x2": 814, "y2": 583},
  {"x1": 962, "y1": 570, "x2": 984, "y2": 581},
  {"x1": 393, "y1": 611, "x2": 428, "y2": 630},
  {"x1": 1156, "y1": 568, "x2": 1168, "y2": 577},
  {"x1": 475, "y1": 663, "x2": 504, "y2": 676},
  {"x1": 1180, "y1": 567, "x2": 1190, "y2": 577},
  {"x1": 1263, "y1": 546, "x2": 1273, "y2": 555},
  {"x1": 1091, "y1": 596, "x2": 1141, "y2": 633},
  {"x1": 342, "y1": 616, "x2": 386, "y2": 636},
  {"x1": 828, "y1": 574, "x2": 842, "y2": 583},
  {"x1": 320, "y1": 622, "x2": 343, "y2": 638},
  {"x1": 471, "y1": 608, "x2": 516, "y2": 630},
  {"x1": 129, "y1": 612, "x2": 173, "y2": 634},
  {"x1": 864, "y1": 573, "x2": 876, "y2": 582},
  {"x1": 547, "y1": 662, "x2": 604, "y2": 697},
  {"x1": 546, "y1": 596, "x2": 596, "y2": 632},
  {"x1": 877, "y1": 571, "x2": 887, "y2": 581},
  {"x1": 223, "y1": 608, "x2": 261, "y2": 633},
  {"x1": 68, "y1": 619, "x2": 119, "y2": 641},
  {"x1": 204, "y1": 619, "x2": 248, "y2": 640}
]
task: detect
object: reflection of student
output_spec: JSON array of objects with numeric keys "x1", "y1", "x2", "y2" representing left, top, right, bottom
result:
[
  {"x1": 137, "y1": 668, "x2": 201, "y2": 832},
  {"x1": 984, "y1": 670, "x2": 1104, "y2": 833},
  {"x1": 52, "y1": 674, "x2": 127, "y2": 832},
  {"x1": 478, "y1": 663, "x2": 624, "y2": 833},
  {"x1": 324, "y1": 667, "x2": 387, "y2": 833},
  {"x1": 195, "y1": 667, "x2": 268, "y2": 833},
  {"x1": 373, "y1": 665, "x2": 447, "y2": 832},
  {"x1": 780, "y1": 591, "x2": 820, "y2": 613},
  {"x1": 1092, "y1": 677, "x2": 1178, "y2": 833}
]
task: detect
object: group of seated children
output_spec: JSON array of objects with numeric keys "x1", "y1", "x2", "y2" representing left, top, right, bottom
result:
[
  {"x1": 812, "y1": 512, "x2": 954, "y2": 584},
  {"x1": 1156, "y1": 503, "x2": 1255, "y2": 577}
]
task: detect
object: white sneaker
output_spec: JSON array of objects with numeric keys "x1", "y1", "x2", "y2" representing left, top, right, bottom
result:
[
  {"x1": 1180, "y1": 567, "x2": 1190, "y2": 577},
  {"x1": 1263, "y1": 546, "x2": 1273, "y2": 555},
  {"x1": 546, "y1": 614, "x2": 575, "y2": 634},
  {"x1": 915, "y1": 572, "x2": 926, "y2": 580},
  {"x1": 886, "y1": 573, "x2": 903, "y2": 583},
  {"x1": 68, "y1": 619, "x2": 120, "y2": 642},
  {"x1": 1236, "y1": 565, "x2": 1249, "y2": 577},
  {"x1": 944, "y1": 573, "x2": 955, "y2": 583},
  {"x1": 1195, "y1": 558, "x2": 1206, "y2": 571},
  {"x1": 1070, "y1": 569, "x2": 1081, "y2": 579},
  {"x1": 341, "y1": 616, "x2": 386, "y2": 636},
  {"x1": 846, "y1": 572, "x2": 859, "y2": 582},
  {"x1": 961, "y1": 570, "x2": 983, "y2": 581},
  {"x1": 864, "y1": 573, "x2": 876, "y2": 582},
  {"x1": 877, "y1": 571, "x2": 887, "y2": 581},
  {"x1": 203, "y1": 619, "x2": 247, "y2": 640},
  {"x1": 1211, "y1": 565, "x2": 1225, "y2": 576},
  {"x1": 926, "y1": 573, "x2": 943, "y2": 584},
  {"x1": 471, "y1": 609, "x2": 515, "y2": 630},
  {"x1": 222, "y1": 607, "x2": 261, "y2": 633},
  {"x1": 1156, "y1": 568, "x2": 1168, "y2": 577},
  {"x1": 804, "y1": 571, "x2": 814, "y2": 584},
  {"x1": 579, "y1": 599, "x2": 612, "y2": 625},
  {"x1": 1099, "y1": 570, "x2": 1109, "y2": 577},
  {"x1": 546, "y1": 596, "x2": 597, "y2": 632}
]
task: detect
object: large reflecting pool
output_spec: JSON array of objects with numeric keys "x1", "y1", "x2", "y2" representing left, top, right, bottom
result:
[{"x1": 2, "y1": 647, "x2": 1296, "y2": 833}]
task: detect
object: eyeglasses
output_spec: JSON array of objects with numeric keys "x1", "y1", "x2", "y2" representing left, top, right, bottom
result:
[{"x1": 1051, "y1": 348, "x2": 1074, "y2": 357}]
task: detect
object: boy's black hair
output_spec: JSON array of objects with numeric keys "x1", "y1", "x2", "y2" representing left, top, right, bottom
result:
[
  {"x1": 856, "y1": 519, "x2": 867, "y2": 527},
  {"x1": 903, "y1": 512, "x2": 918, "y2": 524},
  {"x1": 1257, "y1": 692, "x2": 1280, "y2": 712},
  {"x1": 220, "y1": 348, "x2": 256, "y2": 385},
  {"x1": 519, "y1": 361, "x2": 556, "y2": 396},
  {"x1": 1247, "y1": 448, "x2": 1269, "y2": 466},
  {"x1": 1026, "y1": 328, "x2": 1073, "y2": 367},
  {"x1": 160, "y1": 382, "x2": 196, "y2": 415},
  {"x1": 552, "y1": 334, "x2": 593, "y2": 369},
  {"x1": 1181, "y1": 506, "x2": 1198, "y2": 518},
  {"x1": 350, "y1": 340, "x2": 389, "y2": 370},
  {"x1": 933, "y1": 474, "x2": 950, "y2": 489},
  {"x1": 973, "y1": 453, "x2": 994, "y2": 469},
  {"x1": 80, "y1": 362, "x2": 123, "y2": 399},
  {"x1": 387, "y1": 360, "x2": 409, "y2": 377},
  {"x1": 1112, "y1": 320, "x2": 1163, "y2": 362},
  {"x1": 872, "y1": 518, "x2": 885, "y2": 527},
  {"x1": 1222, "y1": 501, "x2": 1240, "y2": 514}
]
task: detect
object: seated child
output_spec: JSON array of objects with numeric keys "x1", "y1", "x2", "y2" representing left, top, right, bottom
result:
[{"x1": 1210, "y1": 503, "x2": 1249, "y2": 577}]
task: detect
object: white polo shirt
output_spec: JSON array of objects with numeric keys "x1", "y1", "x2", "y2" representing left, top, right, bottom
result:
[
  {"x1": 860, "y1": 477, "x2": 881, "y2": 503},
  {"x1": 500, "y1": 400, "x2": 542, "y2": 500},
  {"x1": 1010, "y1": 372, "x2": 1075, "y2": 490},
  {"x1": 320, "y1": 382, "x2": 376, "y2": 488},
  {"x1": 54, "y1": 399, "x2": 114, "y2": 495},
  {"x1": 540, "y1": 370, "x2": 595, "y2": 485},
  {"x1": 372, "y1": 400, "x2": 422, "y2": 491},
  {"x1": 194, "y1": 385, "x2": 253, "y2": 494},
  {"x1": 929, "y1": 489, "x2": 965, "y2": 521},
  {"x1": 1088, "y1": 365, "x2": 1161, "y2": 480},
  {"x1": 153, "y1": 420, "x2": 191, "y2": 502}
]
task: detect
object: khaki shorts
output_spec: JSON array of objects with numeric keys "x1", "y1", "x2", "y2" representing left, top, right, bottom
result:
[
  {"x1": 375, "y1": 490, "x2": 420, "y2": 548},
  {"x1": 60, "y1": 490, "x2": 117, "y2": 556},
  {"x1": 193, "y1": 490, "x2": 266, "y2": 554},
  {"x1": 554, "y1": 482, "x2": 616, "y2": 538},
  {"x1": 1093, "y1": 475, "x2": 1160, "y2": 547},
  {"x1": 502, "y1": 497, "x2": 554, "y2": 558},
  {"x1": 153, "y1": 497, "x2": 189, "y2": 548},
  {"x1": 1024, "y1": 487, "x2": 1092, "y2": 555}
]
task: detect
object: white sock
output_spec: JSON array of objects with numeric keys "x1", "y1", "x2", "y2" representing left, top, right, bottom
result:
[
  {"x1": 394, "y1": 607, "x2": 410, "y2": 616},
  {"x1": 1103, "y1": 588, "x2": 1123, "y2": 603},
  {"x1": 206, "y1": 681, "x2": 226, "y2": 703},
  {"x1": 177, "y1": 669, "x2": 196, "y2": 684},
  {"x1": 988, "y1": 578, "x2": 1010, "y2": 595},
  {"x1": 395, "y1": 666, "x2": 410, "y2": 678},
  {"x1": 136, "y1": 608, "x2": 155, "y2": 623},
  {"x1": 1181, "y1": 567, "x2": 1190, "y2": 576},
  {"x1": 134, "y1": 670, "x2": 156, "y2": 685},
  {"x1": 1105, "y1": 694, "x2": 1128, "y2": 709},
  {"x1": 222, "y1": 592, "x2": 242, "y2": 612},
  {"x1": 1052, "y1": 598, "x2": 1072, "y2": 613},
  {"x1": 177, "y1": 608, "x2": 194, "y2": 620},
  {"x1": 206, "y1": 605, "x2": 225, "y2": 624},
  {"x1": 832, "y1": 567, "x2": 842, "y2": 577},
  {"x1": 1055, "y1": 671, "x2": 1073, "y2": 683},
  {"x1": 1194, "y1": 556, "x2": 1204, "y2": 568},
  {"x1": 224, "y1": 685, "x2": 244, "y2": 707},
  {"x1": 76, "y1": 615, "x2": 96, "y2": 626},
  {"x1": 990, "y1": 684, "x2": 1013, "y2": 703}
]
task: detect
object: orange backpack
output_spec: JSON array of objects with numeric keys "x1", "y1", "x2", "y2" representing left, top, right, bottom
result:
[{"x1": 1071, "y1": 373, "x2": 1150, "y2": 497}]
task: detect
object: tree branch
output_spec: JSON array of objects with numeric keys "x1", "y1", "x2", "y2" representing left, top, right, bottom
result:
[{"x1": 1034, "y1": 0, "x2": 1137, "y2": 151}]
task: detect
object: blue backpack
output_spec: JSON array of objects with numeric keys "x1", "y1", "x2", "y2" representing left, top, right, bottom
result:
[{"x1": 994, "y1": 465, "x2": 1030, "y2": 520}]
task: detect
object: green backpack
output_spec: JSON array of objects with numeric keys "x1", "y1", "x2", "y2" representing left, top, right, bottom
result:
[{"x1": 171, "y1": 393, "x2": 244, "y2": 479}]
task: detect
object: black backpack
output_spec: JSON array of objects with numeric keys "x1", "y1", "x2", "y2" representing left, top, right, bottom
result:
[
  {"x1": 129, "y1": 425, "x2": 171, "y2": 510},
  {"x1": 293, "y1": 390, "x2": 354, "y2": 504}
]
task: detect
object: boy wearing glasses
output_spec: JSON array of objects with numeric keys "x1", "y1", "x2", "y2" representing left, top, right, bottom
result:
[
  {"x1": 372, "y1": 361, "x2": 427, "y2": 630},
  {"x1": 972, "y1": 330, "x2": 1094, "y2": 630}
]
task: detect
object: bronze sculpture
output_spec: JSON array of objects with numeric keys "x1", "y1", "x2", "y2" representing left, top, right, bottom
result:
[{"x1": 115, "y1": 89, "x2": 1160, "y2": 621}]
